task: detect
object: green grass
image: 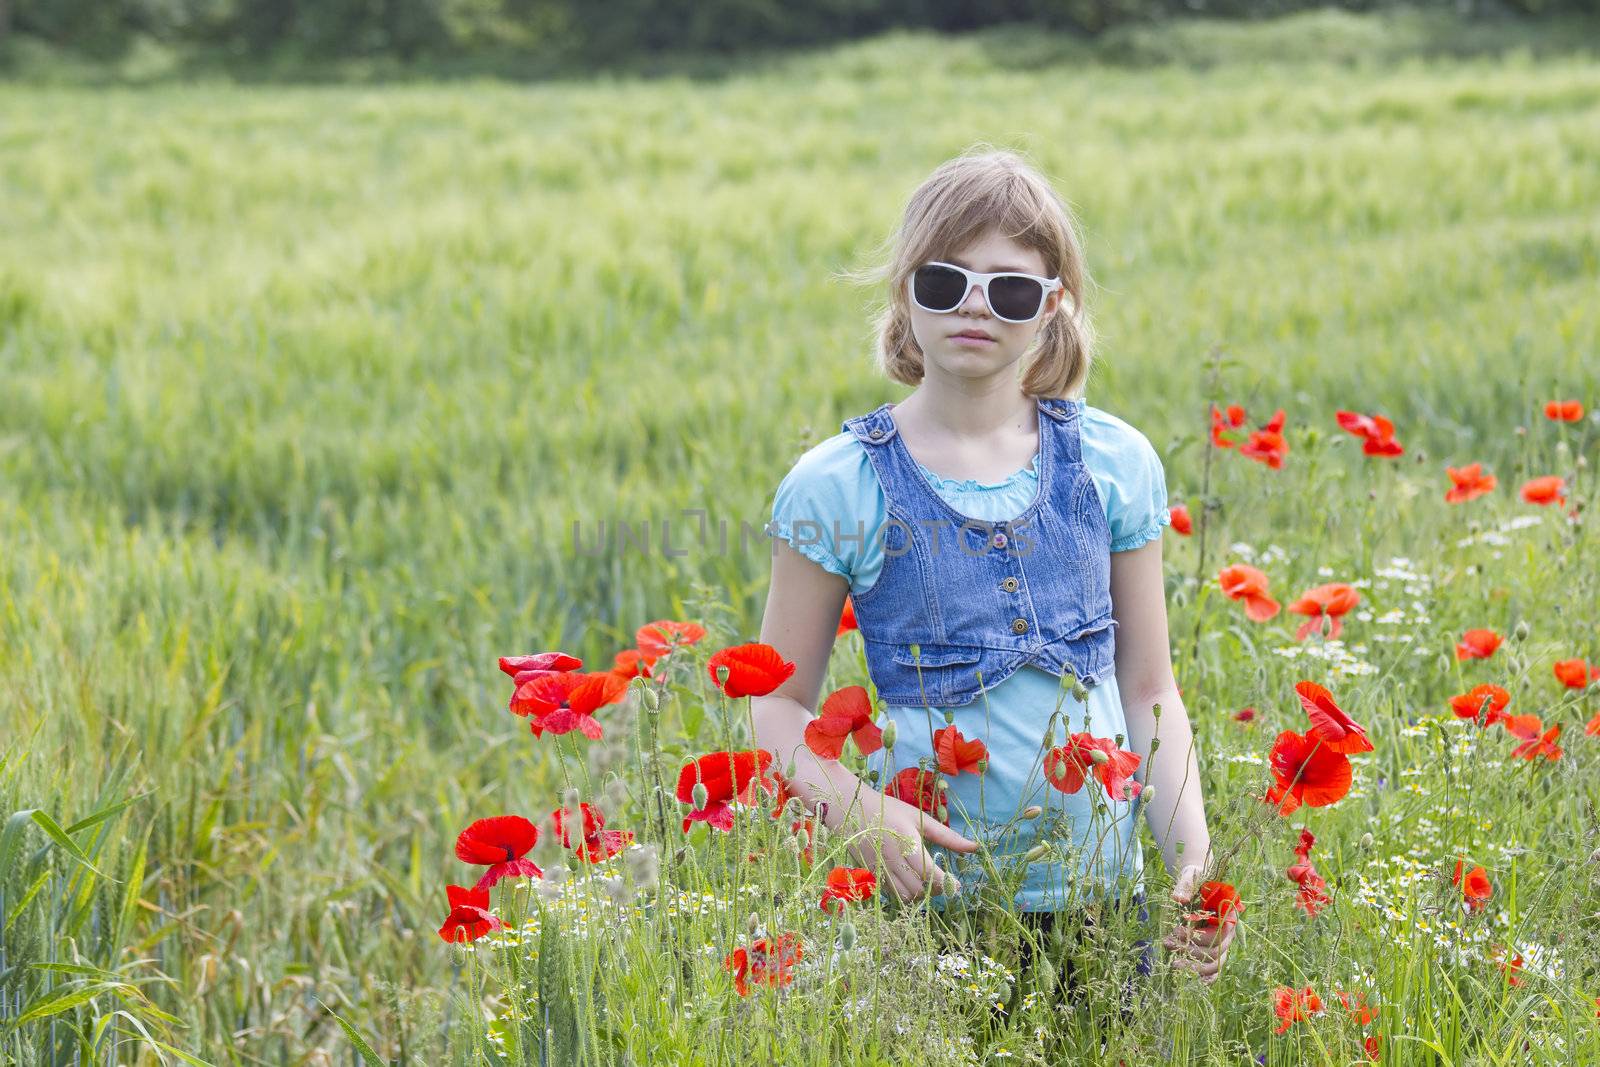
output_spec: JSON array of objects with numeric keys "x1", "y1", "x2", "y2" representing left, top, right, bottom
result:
[{"x1": 1, "y1": 7, "x2": 1598, "y2": 1062}]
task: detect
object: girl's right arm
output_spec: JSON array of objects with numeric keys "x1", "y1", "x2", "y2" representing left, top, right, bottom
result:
[{"x1": 750, "y1": 539, "x2": 979, "y2": 902}]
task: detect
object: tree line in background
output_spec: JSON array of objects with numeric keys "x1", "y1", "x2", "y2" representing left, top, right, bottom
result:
[{"x1": 2, "y1": 0, "x2": 1597, "y2": 68}]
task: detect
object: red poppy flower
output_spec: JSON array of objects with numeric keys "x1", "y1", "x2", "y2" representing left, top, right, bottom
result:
[
  {"x1": 1336, "y1": 410, "x2": 1405, "y2": 457},
  {"x1": 1452, "y1": 859, "x2": 1492, "y2": 911},
  {"x1": 1044, "y1": 733, "x2": 1143, "y2": 801},
  {"x1": 1553, "y1": 658, "x2": 1600, "y2": 689},
  {"x1": 438, "y1": 884, "x2": 503, "y2": 943},
  {"x1": 1211, "y1": 404, "x2": 1247, "y2": 448},
  {"x1": 1185, "y1": 880, "x2": 1243, "y2": 928},
  {"x1": 551, "y1": 802, "x2": 634, "y2": 863},
  {"x1": 609, "y1": 648, "x2": 655, "y2": 681},
  {"x1": 884, "y1": 767, "x2": 948, "y2": 824},
  {"x1": 1544, "y1": 399, "x2": 1584, "y2": 422},
  {"x1": 1455, "y1": 628, "x2": 1502, "y2": 661},
  {"x1": 819, "y1": 867, "x2": 877, "y2": 914},
  {"x1": 1170, "y1": 504, "x2": 1193, "y2": 536},
  {"x1": 1587, "y1": 712, "x2": 1600, "y2": 737},
  {"x1": 1286, "y1": 829, "x2": 1331, "y2": 917},
  {"x1": 1218, "y1": 564, "x2": 1281, "y2": 622},
  {"x1": 1239, "y1": 409, "x2": 1289, "y2": 469},
  {"x1": 1445, "y1": 463, "x2": 1497, "y2": 504},
  {"x1": 1448, "y1": 684, "x2": 1511, "y2": 727},
  {"x1": 501, "y1": 652, "x2": 584, "y2": 716},
  {"x1": 1336, "y1": 989, "x2": 1378, "y2": 1026},
  {"x1": 499, "y1": 651, "x2": 583, "y2": 680},
  {"x1": 1519, "y1": 475, "x2": 1567, "y2": 507},
  {"x1": 723, "y1": 932, "x2": 803, "y2": 997},
  {"x1": 1287, "y1": 584, "x2": 1361, "y2": 641},
  {"x1": 1265, "y1": 730, "x2": 1353, "y2": 816},
  {"x1": 933, "y1": 724, "x2": 988, "y2": 777},
  {"x1": 1507, "y1": 718, "x2": 1563, "y2": 761},
  {"x1": 1492, "y1": 946, "x2": 1524, "y2": 987},
  {"x1": 803, "y1": 686, "x2": 884, "y2": 760},
  {"x1": 707, "y1": 642, "x2": 797, "y2": 698},
  {"x1": 636, "y1": 619, "x2": 707, "y2": 660},
  {"x1": 1294, "y1": 680, "x2": 1373, "y2": 754},
  {"x1": 1234, "y1": 707, "x2": 1257, "y2": 724},
  {"x1": 514, "y1": 670, "x2": 629, "y2": 739},
  {"x1": 676, "y1": 750, "x2": 778, "y2": 832},
  {"x1": 1364, "y1": 1035, "x2": 1382, "y2": 1061},
  {"x1": 1273, "y1": 986, "x2": 1324, "y2": 1034},
  {"x1": 455, "y1": 816, "x2": 543, "y2": 889},
  {"x1": 837, "y1": 597, "x2": 858, "y2": 636}
]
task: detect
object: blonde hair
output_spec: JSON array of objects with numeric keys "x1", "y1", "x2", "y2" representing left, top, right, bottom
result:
[{"x1": 843, "y1": 145, "x2": 1096, "y2": 400}]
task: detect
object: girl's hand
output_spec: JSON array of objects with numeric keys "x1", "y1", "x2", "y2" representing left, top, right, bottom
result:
[
  {"x1": 1162, "y1": 863, "x2": 1237, "y2": 984},
  {"x1": 820, "y1": 789, "x2": 980, "y2": 902}
]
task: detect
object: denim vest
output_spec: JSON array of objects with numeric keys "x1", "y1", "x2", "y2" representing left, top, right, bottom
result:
[{"x1": 840, "y1": 396, "x2": 1118, "y2": 708}]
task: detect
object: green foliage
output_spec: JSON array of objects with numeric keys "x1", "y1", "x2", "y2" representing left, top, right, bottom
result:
[{"x1": 4, "y1": 0, "x2": 1600, "y2": 70}]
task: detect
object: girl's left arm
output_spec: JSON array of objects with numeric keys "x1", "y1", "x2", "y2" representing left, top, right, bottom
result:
[{"x1": 1109, "y1": 537, "x2": 1213, "y2": 875}]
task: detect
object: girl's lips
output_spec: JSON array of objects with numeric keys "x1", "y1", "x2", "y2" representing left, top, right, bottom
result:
[{"x1": 951, "y1": 334, "x2": 996, "y2": 345}]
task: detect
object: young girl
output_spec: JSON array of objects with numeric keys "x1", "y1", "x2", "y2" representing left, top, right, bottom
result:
[{"x1": 750, "y1": 147, "x2": 1233, "y2": 982}]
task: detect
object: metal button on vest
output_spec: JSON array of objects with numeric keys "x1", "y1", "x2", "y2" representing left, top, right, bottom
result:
[
  {"x1": 992, "y1": 531, "x2": 1008, "y2": 549},
  {"x1": 869, "y1": 428, "x2": 883, "y2": 438},
  {"x1": 1001, "y1": 576, "x2": 1019, "y2": 593},
  {"x1": 1011, "y1": 617, "x2": 1028, "y2": 635}
]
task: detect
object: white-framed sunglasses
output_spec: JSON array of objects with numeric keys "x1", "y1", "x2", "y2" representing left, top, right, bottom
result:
[{"x1": 907, "y1": 260, "x2": 1066, "y2": 323}]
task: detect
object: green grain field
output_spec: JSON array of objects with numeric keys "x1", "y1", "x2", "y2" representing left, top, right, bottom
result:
[{"x1": 3, "y1": 9, "x2": 1599, "y2": 1063}]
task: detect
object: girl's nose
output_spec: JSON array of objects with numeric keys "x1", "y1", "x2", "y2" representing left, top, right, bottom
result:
[{"x1": 960, "y1": 283, "x2": 990, "y2": 316}]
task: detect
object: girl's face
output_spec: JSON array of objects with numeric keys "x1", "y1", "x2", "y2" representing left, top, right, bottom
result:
[{"x1": 906, "y1": 228, "x2": 1066, "y2": 384}]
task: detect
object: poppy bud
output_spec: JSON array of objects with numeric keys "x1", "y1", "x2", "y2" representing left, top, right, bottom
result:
[
  {"x1": 839, "y1": 921, "x2": 857, "y2": 951},
  {"x1": 784, "y1": 758, "x2": 798, "y2": 780},
  {"x1": 692, "y1": 782, "x2": 709, "y2": 809},
  {"x1": 747, "y1": 912, "x2": 761, "y2": 937},
  {"x1": 943, "y1": 708, "x2": 956, "y2": 725},
  {"x1": 1021, "y1": 805, "x2": 1043, "y2": 820},
  {"x1": 1512, "y1": 620, "x2": 1530, "y2": 642},
  {"x1": 1089, "y1": 748, "x2": 1110, "y2": 766},
  {"x1": 1149, "y1": 736, "x2": 1162, "y2": 753},
  {"x1": 1114, "y1": 733, "x2": 1125, "y2": 748},
  {"x1": 1024, "y1": 843, "x2": 1051, "y2": 863},
  {"x1": 641, "y1": 685, "x2": 660, "y2": 711},
  {"x1": 976, "y1": 758, "x2": 988, "y2": 774},
  {"x1": 784, "y1": 833, "x2": 803, "y2": 857},
  {"x1": 1071, "y1": 683, "x2": 1089, "y2": 703},
  {"x1": 866, "y1": 769, "x2": 880, "y2": 786},
  {"x1": 881, "y1": 721, "x2": 898, "y2": 749},
  {"x1": 1043, "y1": 724, "x2": 1056, "y2": 749},
  {"x1": 1152, "y1": 702, "x2": 1163, "y2": 719},
  {"x1": 1436, "y1": 653, "x2": 1452, "y2": 675},
  {"x1": 1360, "y1": 833, "x2": 1374, "y2": 850},
  {"x1": 673, "y1": 847, "x2": 687, "y2": 865},
  {"x1": 1139, "y1": 785, "x2": 1156, "y2": 806},
  {"x1": 909, "y1": 643, "x2": 921, "y2": 660},
  {"x1": 1036, "y1": 955, "x2": 1056, "y2": 989}
]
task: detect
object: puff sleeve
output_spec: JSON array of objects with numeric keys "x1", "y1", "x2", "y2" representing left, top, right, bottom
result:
[{"x1": 1083, "y1": 408, "x2": 1172, "y2": 553}]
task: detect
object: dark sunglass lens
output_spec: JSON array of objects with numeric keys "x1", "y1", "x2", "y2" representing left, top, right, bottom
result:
[
  {"x1": 912, "y1": 265, "x2": 967, "y2": 311},
  {"x1": 989, "y1": 275, "x2": 1045, "y2": 320}
]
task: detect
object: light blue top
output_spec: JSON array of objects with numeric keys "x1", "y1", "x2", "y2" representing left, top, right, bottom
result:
[{"x1": 767, "y1": 397, "x2": 1171, "y2": 910}]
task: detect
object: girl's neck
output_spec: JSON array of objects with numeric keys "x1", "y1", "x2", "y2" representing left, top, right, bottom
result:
[
  {"x1": 893, "y1": 377, "x2": 1036, "y2": 444},
  {"x1": 888, "y1": 377, "x2": 1042, "y2": 485}
]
